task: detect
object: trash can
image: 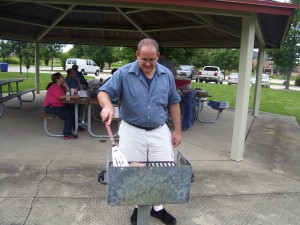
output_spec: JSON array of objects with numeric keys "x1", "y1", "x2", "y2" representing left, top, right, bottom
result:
[{"x1": 0, "y1": 63, "x2": 8, "y2": 72}]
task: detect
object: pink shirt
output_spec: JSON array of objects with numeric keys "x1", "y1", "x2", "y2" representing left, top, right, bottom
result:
[{"x1": 43, "y1": 83, "x2": 66, "y2": 107}]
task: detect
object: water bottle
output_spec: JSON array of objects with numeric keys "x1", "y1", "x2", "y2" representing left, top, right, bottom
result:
[{"x1": 66, "y1": 90, "x2": 70, "y2": 101}]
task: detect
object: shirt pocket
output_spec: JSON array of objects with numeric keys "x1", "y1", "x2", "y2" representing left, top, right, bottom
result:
[{"x1": 158, "y1": 89, "x2": 168, "y2": 106}]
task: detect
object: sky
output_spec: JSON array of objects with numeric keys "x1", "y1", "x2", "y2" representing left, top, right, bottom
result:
[{"x1": 63, "y1": 44, "x2": 73, "y2": 53}]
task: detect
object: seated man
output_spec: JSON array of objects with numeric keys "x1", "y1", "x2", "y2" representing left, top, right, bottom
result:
[
  {"x1": 72, "y1": 64, "x2": 89, "y2": 88},
  {"x1": 65, "y1": 68, "x2": 85, "y2": 132},
  {"x1": 65, "y1": 68, "x2": 81, "y2": 91}
]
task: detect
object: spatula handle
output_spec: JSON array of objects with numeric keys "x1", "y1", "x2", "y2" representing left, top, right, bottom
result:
[{"x1": 105, "y1": 122, "x2": 115, "y2": 146}]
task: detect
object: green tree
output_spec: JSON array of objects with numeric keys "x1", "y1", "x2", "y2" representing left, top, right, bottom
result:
[
  {"x1": 113, "y1": 47, "x2": 136, "y2": 65},
  {"x1": 21, "y1": 48, "x2": 33, "y2": 78},
  {"x1": 80, "y1": 45, "x2": 114, "y2": 71},
  {"x1": 10, "y1": 41, "x2": 34, "y2": 74},
  {"x1": 209, "y1": 49, "x2": 240, "y2": 77},
  {"x1": 0, "y1": 40, "x2": 12, "y2": 61},
  {"x1": 266, "y1": 0, "x2": 300, "y2": 89},
  {"x1": 40, "y1": 43, "x2": 63, "y2": 70},
  {"x1": 191, "y1": 49, "x2": 211, "y2": 68},
  {"x1": 68, "y1": 45, "x2": 85, "y2": 58},
  {"x1": 59, "y1": 52, "x2": 70, "y2": 70}
]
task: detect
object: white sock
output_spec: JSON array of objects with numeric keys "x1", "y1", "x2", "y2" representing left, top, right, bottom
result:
[{"x1": 153, "y1": 205, "x2": 163, "y2": 211}]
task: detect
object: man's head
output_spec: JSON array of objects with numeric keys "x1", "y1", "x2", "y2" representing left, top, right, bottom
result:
[
  {"x1": 72, "y1": 64, "x2": 79, "y2": 71},
  {"x1": 67, "y1": 68, "x2": 77, "y2": 78},
  {"x1": 136, "y1": 38, "x2": 160, "y2": 75}
]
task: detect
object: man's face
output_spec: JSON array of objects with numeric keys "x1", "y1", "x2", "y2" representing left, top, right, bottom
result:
[
  {"x1": 70, "y1": 69, "x2": 77, "y2": 78},
  {"x1": 136, "y1": 45, "x2": 159, "y2": 75}
]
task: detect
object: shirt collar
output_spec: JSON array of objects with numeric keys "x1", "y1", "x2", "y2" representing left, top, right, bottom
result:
[{"x1": 129, "y1": 60, "x2": 166, "y2": 77}]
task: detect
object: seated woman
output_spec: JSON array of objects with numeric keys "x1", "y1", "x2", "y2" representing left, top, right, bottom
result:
[{"x1": 43, "y1": 72, "x2": 79, "y2": 140}]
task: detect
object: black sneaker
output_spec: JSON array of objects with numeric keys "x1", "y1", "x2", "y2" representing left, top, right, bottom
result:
[
  {"x1": 130, "y1": 208, "x2": 138, "y2": 225},
  {"x1": 150, "y1": 207, "x2": 177, "y2": 225}
]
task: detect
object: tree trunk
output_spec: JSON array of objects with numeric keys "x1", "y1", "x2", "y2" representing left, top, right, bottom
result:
[
  {"x1": 51, "y1": 57, "x2": 54, "y2": 71},
  {"x1": 285, "y1": 71, "x2": 291, "y2": 90},
  {"x1": 19, "y1": 57, "x2": 22, "y2": 74}
]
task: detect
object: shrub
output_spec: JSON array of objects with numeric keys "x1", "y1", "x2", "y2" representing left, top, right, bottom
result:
[
  {"x1": 295, "y1": 76, "x2": 300, "y2": 86},
  {"x1": 4, "y1": 58, "x2": 19, "y2": 64}
]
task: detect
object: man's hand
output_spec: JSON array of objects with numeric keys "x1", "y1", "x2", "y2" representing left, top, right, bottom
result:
[
  {"x1": 100, "y1": 106, "x2": 114, "y2": 125},
  {"x1": 172, "y1": 130, "x2": 181, "y2": 148},
  {"x1": 97, "y1": 91, "x2": 114, "y2": 125}
]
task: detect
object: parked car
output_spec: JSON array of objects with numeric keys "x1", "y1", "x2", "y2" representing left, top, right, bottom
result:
[
  {"x1": 176, "y1": 65, "x2": 198, "y2": 80},
  {"x1": 228, "y1": 72, "x2": 239, "y2": 85},
  {"x1": 251, "y1": 73, "x2": 271, "y2": 88},
  {"x1": 65, "y1": 58, "x2": 100, "y2": 76},
  {"x1": 197, "y1": 66, "x2": 224, "y2": 84}
]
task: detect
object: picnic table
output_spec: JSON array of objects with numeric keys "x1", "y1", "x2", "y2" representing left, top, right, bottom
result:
[
  {"x1": 62, "y1": 97, "x2": 119, "y2": 138},
  {"x1": 0, "y1": 78, "x2": 36, "y2": 117}
]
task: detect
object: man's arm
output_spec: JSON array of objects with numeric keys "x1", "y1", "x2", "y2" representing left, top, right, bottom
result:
[
  {"x1": 97, "y1": 91, "x2": 114, "y2": 125},
  {"x1": 169, "y1": 103, "x2": 182, "y2": 147}
]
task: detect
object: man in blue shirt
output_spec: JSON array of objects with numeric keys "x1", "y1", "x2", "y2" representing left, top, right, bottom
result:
[
  {"x1": 97, "y1": 38, "x2": 181, "y2": 225},
  {"x1": 65, "y1": 68, "x2": 80, "y2": 90},
  {"x1": 72, "y1": 64, "x2": 89, "y2": 88},
  {"x1": 65, "y1": 68, "x2": 85, "y2": 132}
]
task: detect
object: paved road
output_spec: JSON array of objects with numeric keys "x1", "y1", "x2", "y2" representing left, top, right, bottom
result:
[{"x1": 6, "y1": 65, "x2": 300, "y2": 91}]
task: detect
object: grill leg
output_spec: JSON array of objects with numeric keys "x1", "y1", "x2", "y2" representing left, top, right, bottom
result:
[{"x1": 137, "y1": 205, "x2": 150, "y2": 225}]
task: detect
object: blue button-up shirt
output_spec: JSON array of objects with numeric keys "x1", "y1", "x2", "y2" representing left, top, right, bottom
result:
[
  {"x1": 99, "y1": 60, "x2": 181, "y2": 127},
  {"x1": 65, "y1": 76, "x2": 79, "y2": 89}
]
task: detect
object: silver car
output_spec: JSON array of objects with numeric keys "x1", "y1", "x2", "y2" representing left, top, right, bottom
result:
[
  {"x1": 228, "y1": 72, "x2": 239, "y2": 85},
  {"x1": 251, "y1": 73, "x2": 271, "y2": 88},
  {"x1": 176, "y1": 65, "x2": 198, "y2": 80}
]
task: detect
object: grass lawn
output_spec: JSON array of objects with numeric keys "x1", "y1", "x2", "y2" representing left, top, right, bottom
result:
[
  {"x1": 192, "y1": 82, "x2": 300, "y2": 125},
  {"x1": 1, "y1": 72, "x2": 299, "y2": 125},
  {"x1": 0, "y1": 72, "x2": 53, "y2": 91}
]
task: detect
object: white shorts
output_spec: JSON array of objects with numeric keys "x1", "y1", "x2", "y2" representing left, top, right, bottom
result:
[{"x1": 118, "y1": 120, "x2": 174, "y2": 162}]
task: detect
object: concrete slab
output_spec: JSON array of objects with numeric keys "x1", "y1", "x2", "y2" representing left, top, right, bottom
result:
[{"x1": 0, "y1": 91, "x2": 300, "y2": 225}]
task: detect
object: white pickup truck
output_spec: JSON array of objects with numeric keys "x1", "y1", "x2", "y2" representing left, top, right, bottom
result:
[{"x1": 197, "y1": 66, "x2": 224, "y2": 84}]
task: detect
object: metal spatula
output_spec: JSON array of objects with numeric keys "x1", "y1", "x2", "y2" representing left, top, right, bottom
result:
[{"x1": 105, "y1": 123, "x2": 129, "y2": 167}]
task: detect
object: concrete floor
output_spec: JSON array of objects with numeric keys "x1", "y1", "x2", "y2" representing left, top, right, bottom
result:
[{"x1": 0, "y1": 91, "x2": 300, "y2": 225}]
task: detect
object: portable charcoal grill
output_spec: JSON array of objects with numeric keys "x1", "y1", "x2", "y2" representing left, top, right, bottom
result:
[{"x1": 98, "y1": 150, "x2": 192, "y2": 225}]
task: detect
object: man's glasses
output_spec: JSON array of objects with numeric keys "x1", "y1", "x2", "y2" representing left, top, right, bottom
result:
[{"x1": 139, "y1": 58, "x2": 157, "y2": 63}]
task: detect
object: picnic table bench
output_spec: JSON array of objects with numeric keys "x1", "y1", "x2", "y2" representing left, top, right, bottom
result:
[{"x1": 0, "y1": 79, "x2": 36, "y2": 117}]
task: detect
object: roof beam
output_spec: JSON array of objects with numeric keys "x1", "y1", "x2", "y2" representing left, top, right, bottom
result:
[
  {"x1": 56, "y1": 23, "x2": 138, "y2": 32},
  {"x1": 115, "y1": 7, "x2": 150, "y2": 38},
  {"x1": 41, "y1": 35, "x2": 241, "y2": 48},
  {"x1": 171, "y1": 11, "x2": 241, "y2": 38},
  {"x1": 255, "y1": 15, "x2": 266, "y2": 47},
  {"x1": 36, "y1": 4, "x2": 76, "y2": 42},
  {"x1": 0, "y1": 31, "x2": 35, "y2": 42},
  {"x1": 145, "y1": 22, "x2": 207, "y2": 32},
  {"x1": 0, "y1": 12, "x2": 49, "y2": 28},
  {"x1": 194, "y1": 13, "x2": 241, "y2": 38}
]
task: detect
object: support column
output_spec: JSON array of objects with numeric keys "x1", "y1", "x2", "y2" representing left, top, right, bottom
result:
[
  {"x1": 35, "y1": 42, "x2": 40, "y2": 94},
  {"x1": 253, "y1": 46, "x2": 265, "y2": 116},
  {"x1": 230, "y1": 14, "x2": 256, "y2": 161}
]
